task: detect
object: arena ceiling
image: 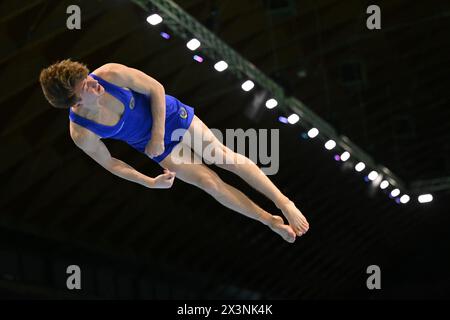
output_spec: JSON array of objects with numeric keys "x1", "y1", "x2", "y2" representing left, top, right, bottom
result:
[{"x1": 0, "y1": 0, "x2": 449, "y2": 299}]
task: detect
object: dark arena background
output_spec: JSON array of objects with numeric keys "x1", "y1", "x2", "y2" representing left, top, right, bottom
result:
[{"x1": 1, "y1": 0, "x2": 450, "y2": 306}]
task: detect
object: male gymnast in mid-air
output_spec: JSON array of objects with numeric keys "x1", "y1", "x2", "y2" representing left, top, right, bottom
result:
[{"x1": 39, "y1": 59, "x2": 309, "y2": 243}]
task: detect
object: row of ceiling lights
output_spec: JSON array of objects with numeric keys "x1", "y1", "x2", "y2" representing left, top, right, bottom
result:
[{"x1": 146, "y1": 13, "x2": 434, "y2": 205}]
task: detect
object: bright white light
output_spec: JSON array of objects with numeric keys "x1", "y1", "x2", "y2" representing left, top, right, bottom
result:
[
  {"x1": 390, "y1": 188, "x2": 400, "y2": 197},
  {"x1": 340, "y1": 151, "x2": 350, "y2": 162},
  {"x1": 214, "y1": 60, "x2": 228, "y2": 72},
  {"x1": 308, "y1": 128, "x2": 319, "y2": 138},
  {"x1": 265, "y1": 98, "x2": 278, "y2": 109},
  {"x1": 287, "y1": 114, "x2": 300, "y2": 124},
  {"x1": 400, "y1": 195, "x2": 410, "y2": 204},
  {"x1": 241, "y1": 80, "x2": 255, "y2": 92},
  {"x1": 368, "y1": 171, "x2": 379, "y2": 181},
  {"x1": 146, "y1": 14, "x2": 163, "y2": 25},
  {"x1": 355, "y1": 162, "x2": 366, "y2": 172},
  {"x1": 380, "y1": 180, "x2": 389, "y2": 189},
  {"x1": 325, "y1": 140, "x2": 336, "y2": 150},
  {"x1": 187, "y1": 38, "x2": 201, "y2": 51},
  {"x1": 418, "y1": 194, "x2": 433, "y2": 203}
]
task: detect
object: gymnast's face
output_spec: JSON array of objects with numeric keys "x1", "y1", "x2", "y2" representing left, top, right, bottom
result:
[{"x1": 73, "y1": 75, "x2": 105, "y2": 108}]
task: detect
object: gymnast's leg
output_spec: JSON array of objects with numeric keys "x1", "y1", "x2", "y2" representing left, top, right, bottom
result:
[
  {"x1": 158, "y1": 143, "x2": 296, "y2": 243},
  {"x1": 183, "y1": 115, "x2": 309, "y2": 236}
]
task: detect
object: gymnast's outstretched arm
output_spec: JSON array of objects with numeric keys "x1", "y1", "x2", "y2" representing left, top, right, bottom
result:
[{"x1": 71, "y1": 127, "x2": 175, "y2": 189}]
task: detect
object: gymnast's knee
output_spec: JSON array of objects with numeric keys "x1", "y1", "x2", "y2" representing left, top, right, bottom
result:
[{"x1": 197, "y1": 174, "x2": 222, "y2": 196}]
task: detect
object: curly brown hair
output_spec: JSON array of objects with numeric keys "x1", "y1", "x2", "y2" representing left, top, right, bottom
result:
[{"x1": 39, "y1": 59, "x2": 89, "y2": 109}]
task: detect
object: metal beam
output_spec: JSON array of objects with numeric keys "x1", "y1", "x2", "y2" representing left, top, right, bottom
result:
[{"x1": 410, "y1": 177, "x2": 450, "y2": 194}]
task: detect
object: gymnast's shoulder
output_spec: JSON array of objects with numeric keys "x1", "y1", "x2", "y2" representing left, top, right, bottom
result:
[{"x1": 69, "y1": 121, "x2": 101, "y2": 150}]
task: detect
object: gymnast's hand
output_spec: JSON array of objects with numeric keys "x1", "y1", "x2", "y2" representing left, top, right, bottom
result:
[
  {"x1": 151, "y1": 168, "x2": 176, "y2": 189},
  {"x1": 145, "y1": 137, "x2": 165, "y2": 158}
]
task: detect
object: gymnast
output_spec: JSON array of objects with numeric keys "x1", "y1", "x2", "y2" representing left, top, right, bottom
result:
[{"x1": 39, "y1": 59, "x2": 309, "y2": 242}]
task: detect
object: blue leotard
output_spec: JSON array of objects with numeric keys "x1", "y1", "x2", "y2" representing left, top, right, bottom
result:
[{"x1": 68, "y1": 73, "x2": 194, "y2": 163}]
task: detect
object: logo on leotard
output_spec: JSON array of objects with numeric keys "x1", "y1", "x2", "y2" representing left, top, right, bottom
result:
[
  {"x1": 129, "y1": 96, "x2": 135, "y2": 110},
  {"x1": 179, "y1": 106, "x2": 188, "y2": 119}
]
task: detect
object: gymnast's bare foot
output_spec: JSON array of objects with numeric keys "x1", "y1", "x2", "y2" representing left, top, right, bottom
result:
[
  {"x1": 278, "y1": 200, "x2": 309, "y2": 236},
  {"x1": 268, "y1": 215, "x2": 296, "y2": 243}
]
